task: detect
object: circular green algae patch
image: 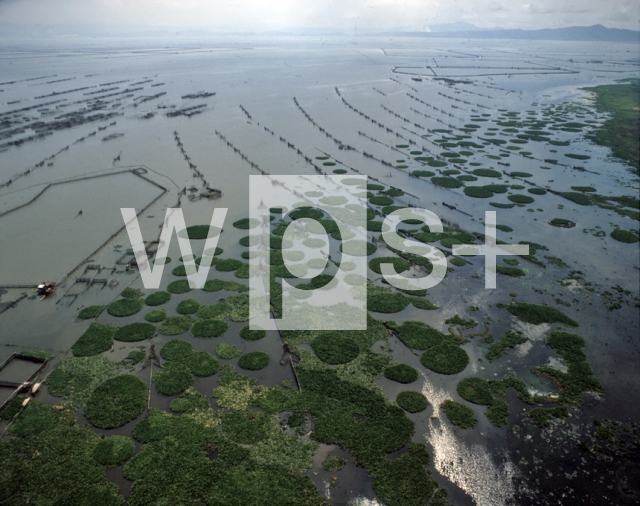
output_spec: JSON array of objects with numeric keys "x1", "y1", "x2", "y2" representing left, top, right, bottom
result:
[
  {"x1": 77, "y1": 305, "x2": 105, "y2": 320},
  {"x1": 611, "y1": 229, "x2": 639, "y2": 243},
  {"x1": 420, "y1": 343, "x2": 469, "y2": 374},
  {"x1": 238, "y1": 351, "x2": 270, "y2": 371},
  {"x1": 158, "y1": 315, "x2": 193, "y2": 336},
  {"x1": 176, "y1": 298, "x2": 201, "y2": 315},
  {"x1": 108, "y1": 298, "x2": 144, "y2": 317},
  {"x1": 114, "y1": 322, "x2": 156, "y2": 342},
  {"x1": 167, "y1": 280, "x2": 192, "y2": 294},
  {"x1": 240, "y1": 326, "x2": 266, "y2": 341},
  {"x1": 384, "y1": 364, "x2": 419, "y2": 384},
  {"x1": 85, "y1": 375, "x2": 147, "y2": 429},
  {"x1": 145, "y1": 309, "x2": 166, "y2": 323},
  {"x1": 145, "y1": 291, "x2": 171, "y2": 306},
  {"x1": 396, "y1": 391, "x2": 429, "y2": 413},
  {"x1": 191, "y1": 318, "x2": 229, "y2": 338}
]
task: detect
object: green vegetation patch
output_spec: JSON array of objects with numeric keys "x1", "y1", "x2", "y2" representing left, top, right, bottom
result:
[
  {"x1": 511, "y1": 171, "x2": 532, "y2": 177},
  {"x1": 1, "y1": 401, "x2": 124, "y2": 504},
  {"x1": 369, "y1": 196, "x2": 394, "y2": 206},
  {"x1": 114, "y1": 322, "x2": 156, "y2": 342},
  {"x1": 457, "y1": 378, "x2": 495, "y2": 406},
  {"x1": 238, "y1": 351, "x2": 270, "y2": 370},
  {"x1": 233, "y1": 218, "x2": 260, "y2": 229},
  {"x1": 240, "y1": 326, "x2": 266, "y2": 341},
  {"x1": 367, "y1": 283, "x2": 410, "y2": 313},
  {"x1": 384, "y1": 364, "x2": 419, "y2": 384},
  {"x1": 549, "y1": 218, "x2": 576, "y2": 228},
  {"x1": 610, "y1": 229, "x2": 639, "y2": 243},
  {"x1": 121, "y1": 287, "x2": 143, "y2": 299},
  {"x1": 396, "y1": 321, "x2": 448, "y2": 350},
  {"x1": 412, "y1": 170, "x2": 435, "y2": 177},
  {"x1": 565, "y1": 153, "x2": 590, "y2": 160},
  {"x1": 46, "y1": 356, "x2": 118, "y2": 408},
  {"x1": 92, "y1": 435, "x2": 136, "y2": 467},
  {"x1": 369, "y1": 256, "x2": 411, "y2": 275},
  {"x1": 411, "y1": 298, "x2": 439, "y2": 310},
  {"x1": 420, "y1": 343, "x2": 469, "y2": 375},
  {"x1": 473, "y1": 168, "x2": 502, "y2": 178},
  {"x1": 158, "y1": 315, "x2": 193, "y2": 335},
  {"x1": 441, "y1": 400, "x2": 477, "y2": 428},
  {"x1": 167, "y1": 280, "x2": 192, "y2": 294},
  {"x1": 85, "y1": 375, "x2": 147, "y2": 429},
  {"x1": 191, "y1": 318, "x2": 229, "y2": 338},
  {"x1": 431, "y1": 177, "x2": 464, "y2": 188},
  {"x1": 216, "y1": 343, "x2": 242, "y2": 359},
  {"x1": 505, "y1": 302, "x2": 578, "y2": 327},
  {"x1": 216, "y1": 259, "x2": 244, "y2": 272},
  {"x1": 197, "y1": 302, "x2": 230, "y2": 319},
  {"x1": 189, "y1": 350, "x2": 220, "y2": 377},
  {"x1": 155, "y1": 362, "x2": 193, "y2": 395},
  {"x1": 483, "y1": 184, "x2": 509, "y2": 193},
  {"x1": 145, "y1": 309, "x2": 166, "y2": 322},
  {"x1": 183, "y1": 224, "x2": 222, "y2": 239},
  {"x1": 396, "y1": 391, "x2": 429, "y2": 413},
  {"x1": 571, "y1": 186, "x2": 597, "y2": 192},
  {"x1": 176, "y1": 298, "x2": 201, "y2": 314},
  {"x1": 485, "y1": 330, "x2": 528, "y2": 362},
  {"x1": 77, "y1": 305, "x2": 105, "y2": 320},
  {"x1": 72, "y1": 322, "x2": 116, "y2": 357},
  {"x1": 507, "y1": 194, "x2": 534, "y2": 204},
  {"x1": 311, "y1": 332, "x2": 360, "y2": 364},
  {"x1": 496, "y1": 265, "x2": 526, "y2": 277},
  {"x1": 323, "y1": 455, "x2": 347, "y2": 471},
  {"x1": 145, "y1": 290, "x2": 171, "y2": 306},
  {"x1": 108, "y1": 297, "x2": 144, "y2": 317},
  {"x1": 464, "y1": 186, "x2": 493, "y2": 198},
  {"x1": 558, "y1": 191, "x2": 592, "y2": 206},
  {"x1": 221, "y1": 409, "x2": 272, "y2": 444}
]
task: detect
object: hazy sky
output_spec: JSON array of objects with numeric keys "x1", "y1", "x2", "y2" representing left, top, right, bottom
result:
[{"x1": 0, "y1": 0, "x2": 638, "y2": 32}]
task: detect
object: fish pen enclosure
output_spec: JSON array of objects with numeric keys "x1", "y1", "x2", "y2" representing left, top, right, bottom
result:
[{"x1": 0, "y1": 353, "x2": 48, "y2": 413}]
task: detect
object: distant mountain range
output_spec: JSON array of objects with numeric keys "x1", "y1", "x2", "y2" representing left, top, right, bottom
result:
[{"x1": 388, "y1": 24, "x2": 639, "y2": 42}]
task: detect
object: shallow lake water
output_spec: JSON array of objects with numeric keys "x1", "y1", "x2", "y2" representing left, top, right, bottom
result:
[{"x1": 0, "y1": 35, "x2": 638, "y2": 505}]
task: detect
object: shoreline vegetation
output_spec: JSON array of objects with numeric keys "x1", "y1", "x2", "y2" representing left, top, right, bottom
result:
[{"x1": 582, "y1": 78, "x2": 640, "y2": 175}]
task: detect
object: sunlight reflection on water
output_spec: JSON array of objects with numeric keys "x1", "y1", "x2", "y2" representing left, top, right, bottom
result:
[{"x1": 421, "y1": 373, "x2": 523, "y2": 506}]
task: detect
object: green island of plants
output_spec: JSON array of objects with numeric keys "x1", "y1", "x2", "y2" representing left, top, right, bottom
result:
[
  {"x1": 145, "y1": 290, "x2": 171, "y2": 306},
  {"x1": 114, "y1": 322, "x2": 156, "y2": 342},
  {"x1": 189, "y1": 318, "x2": 229, "y2": 338},
  {"x1": 145, "y1": 309, "x2": 166, "y2": 322},
  {"x1": 240, "y1": 325, "x2": 267, "y2": 340},
  {"x1": 396, "y1": 321, "x2": 448, "y2": 350},
  {"x1": 384, "y1": 363, "x2": 419, "y2": 384},
  {"x1": 420, "y1": 342, "x2": 469, "y2": 375},
  {"x1": 167, "y1": 280, "x2": 192, "y2": 294},
  {"x1": 158, "y1": 315, "x2": 193, "y2": 335},
  {"x1": 504, "y1": 301, "x2": 578, "y2": 327},
  {"x1": 441, "y1": 400, "x2": 477, "y2": 428},
  {"x1": 84, "y1": 375, "x2": 147, "y2": 429},
  {"x1": 396, "y1": 391, "x2": 429, "y2": 413},
  {"x1": 323, "y1": 455, "x2": 348, "y2": 471},
  {"x1": 71, "y1": 322, "x2": 116, "y2": 357},
  {"x1": 238, "y1": 351, "x2": 271, "y2": 370},
  {"x1": 107, "y1": 297, "x2": 144, "y2": 317},
  {"x1": 216, "y1": 343, "x2": 242, "y2": 359},
  {"x1": 485, "y1": 330, "x2": 528, "y2": 362},
  {"x1": 610, "y1": 229, "x2": 639, "y2": 243}
]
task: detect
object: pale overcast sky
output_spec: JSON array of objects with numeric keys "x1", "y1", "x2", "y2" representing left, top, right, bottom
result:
[{"x1": 0, "y1": 0, "x2": 638, "y2": 32}]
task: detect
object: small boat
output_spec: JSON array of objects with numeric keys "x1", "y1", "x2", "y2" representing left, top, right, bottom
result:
[{"x1": 35, "y1": 281, "x2": 55, "y2": 299}]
